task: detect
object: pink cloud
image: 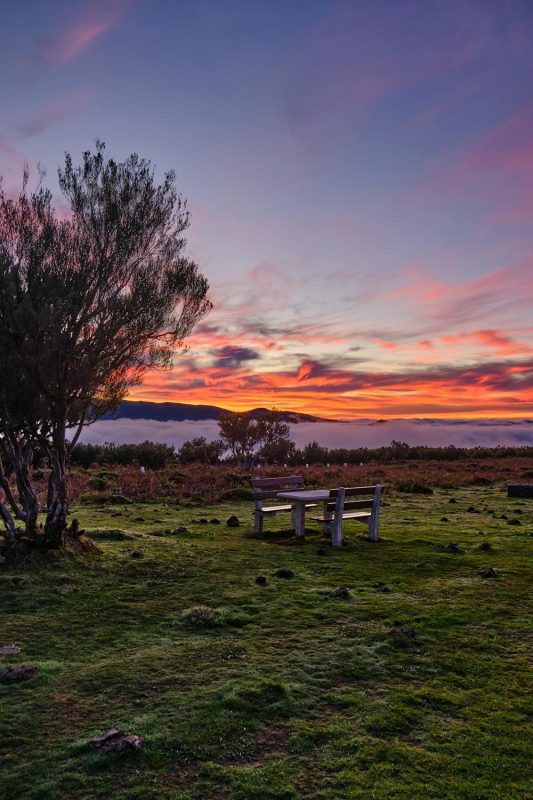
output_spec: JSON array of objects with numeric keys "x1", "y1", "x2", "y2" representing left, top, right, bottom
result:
[{"x1": 39, "y1": 0, "x2": 132, "y2": 65}]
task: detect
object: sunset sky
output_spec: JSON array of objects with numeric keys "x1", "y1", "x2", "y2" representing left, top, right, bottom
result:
[{"x1": 2, "y1": 0, "x2": 533, "y2": 419}]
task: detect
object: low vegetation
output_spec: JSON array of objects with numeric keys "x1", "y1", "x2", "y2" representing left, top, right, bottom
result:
[{"x1": 1, "y1": 470, "x2": 531, "y2": 799}]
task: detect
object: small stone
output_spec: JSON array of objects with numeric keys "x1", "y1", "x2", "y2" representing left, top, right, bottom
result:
[
  {"x1": 0, "y1": 646, "x2": 21, "y2": 655},
  {"x1": 227, "y1": 516, "x2": 240, "y2": 528},
  {"x1": 448, "y1": 498, "x2": 457, "y2": 504},
  {"x1": 131, "y1": 551, "x2": 144, "y2": 559},
  {"x1": 481, "y1": 567, "x2": 499, "y2": 579},
  {"x1": 441, "y1": 517, "x2": 449, "y2": 522},
  {"x1": 501, "y1": 514, "x2": 508, "y2": 520},
  {"x1": 90, "y1": 728, "x2": 144, "y2": 754},
  {"x1": 173, "y1": 526, "x2": 189, "y2": 534},
  {"x1": 467, "y1": 506, "x2": 478, "y2": 513},
  {"x1": 507, "y1": 518, "x2": 521, "y2": 526},
  {"x1": 198, "y1": 518, "x2": 208, "y2": 525},
  {"x1": 444, "y1": 542, "x2": 462, "y2": 553},
  {"x1": 210, "y1": 518, "x2": 221, "y2": 525},
  {"x1": 255, "y1": 575, "x2": 268, "y2": 586},
  {"x1": 133, "y1": 517, "x2": 145, "y2": 522},
  {"x1": 331, "y1": 586, "x2": 351, "y2": 599},
  {"x1": 478, "y1": 542, "x2": 493, "y2": 551},
  {"x1": 273, "y1": 568, "x2": 294, "y2": 579},
  {"x1": 0, "y1": 664, "x2": 39, "y2": 684},
  {"x1": 389, "y1": 624, "x2": 416, "y2": 640}
]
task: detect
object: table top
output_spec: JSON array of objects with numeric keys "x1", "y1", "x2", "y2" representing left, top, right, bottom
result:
[{"x1": 277, "y1": 489, "x2": 330, "y2": 502}]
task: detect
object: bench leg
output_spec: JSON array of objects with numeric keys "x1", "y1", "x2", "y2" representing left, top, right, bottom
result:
[
  {"x1": 331, "y1": 519, "x2": 343, "y2": 548},
  {"x1": 254, "y1": 510, "x2": 264, "y2": 535},
  {"x1": 368, "y1": 510, "x2": 380, "y2": 541}
]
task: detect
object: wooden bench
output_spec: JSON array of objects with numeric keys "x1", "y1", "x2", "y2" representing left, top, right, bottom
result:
[
  {"x1": 310, "y1": 484, "x2": 383, "y2": 547},
  {"x1": 250, "y1": 475, "x2": 317, "y2": 534}
]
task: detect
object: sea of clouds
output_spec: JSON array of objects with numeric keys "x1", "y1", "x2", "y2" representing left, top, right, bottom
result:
[{"x1": 79, "y1": 418, "x2": 533, "y2": 450}]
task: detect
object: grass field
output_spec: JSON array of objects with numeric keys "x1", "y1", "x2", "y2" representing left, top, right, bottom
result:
[{"x1": 1, "y1": 483, "x2": 531, "y2": 799}]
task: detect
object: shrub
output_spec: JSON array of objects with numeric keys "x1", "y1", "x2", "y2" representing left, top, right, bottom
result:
[
  {"x1": 397, "y1": 482, "x2": 433, "y2": 495},
  {"x1": 180, "y1": 605, "x2": 220, "y2": 627}
]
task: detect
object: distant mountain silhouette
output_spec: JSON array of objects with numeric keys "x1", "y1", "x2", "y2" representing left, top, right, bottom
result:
[{"x1": 101, "y1": 400, "x2": 330, "y2": 423}]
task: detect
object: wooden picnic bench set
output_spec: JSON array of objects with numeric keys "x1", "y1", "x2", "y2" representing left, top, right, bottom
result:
[{"x1": 250, "y1": 475, "x2": 383, "y2": 547}]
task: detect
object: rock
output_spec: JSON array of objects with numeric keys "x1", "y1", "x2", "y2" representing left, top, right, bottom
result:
[
  {"x1": 444, "y1": 542, "x2": 462, "y2": 553},
  {"x1": 507, "y1": 518, "x2": 521, "y2": 526},
  {"x1": 131, "y1": 551, "x2": 144, "y2": 559},
  {"x1": 481, "y1": 567, "x2": 499, "y2": 579},
  {"x1": 440, "y1": 517, "x2": 449, "y2": 522},
  {"x1": 331, "y1": 586, "x2": 351, "y2": 599},
  {"x1": 501, "y1": 514, "x2": 508, "y2": 520},
  {"x1": 467, "y1": 506, "x2": 478, "y2": 513},
  {"x1": 198, "y1": 518, "x2": 208, "y2": 525},
  {"x1": 0, "y1": 646, "x2": 21, "y2": 655},
  {"x1": 389, "y1": 624, "x2": 416, "y2": 641},
  {"x1": 255, "y1": 575, "x2": 268, "y2": 586},
  {"x1": 173, "y1": 526, "x2": 189, "y2": 534},
  {"x1": 89, "y1": 728, "x2": 144, "y2": 754},
  {"x1": 0, "y1": 664, "x2": 39, "y2": 684},
  {"x1": 133, "y1": 517, "x2": 145, "y2": 522},
  {"x1": 507, "y1": 483, "x2": 533, "y2": 499},
  {"x1": 227, "y1": 516, "x2": 240, "y2": 528},
  {"x1": 210, "y1": 518, "x2": 221, "y2": 525},
  {"x1": 374, "y1": 582, "x2": 391, "y2": 593},
  {"x1": 478, "y1": 542, "x2": 493, "y2": 551},
  {"x1": 273, "y1": 568, "x2": 294, "y2": 579},
  {"x1": 448, "y1": 498, "x2": 457, "y2": 504}
]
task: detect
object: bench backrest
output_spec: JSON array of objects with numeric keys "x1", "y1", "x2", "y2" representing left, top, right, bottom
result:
[
  {"x1": 325, "y1": 484, "x2": 383, "y2": 516},
  {"x1": 250, "y1": 475, "x2": 304, "y2": 502}
]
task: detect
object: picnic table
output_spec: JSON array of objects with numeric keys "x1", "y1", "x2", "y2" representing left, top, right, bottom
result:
[{"x1": 276, "y1": 489, "x2": 330, "y2": 536}]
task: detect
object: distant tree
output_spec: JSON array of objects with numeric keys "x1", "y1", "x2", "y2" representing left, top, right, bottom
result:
[
  {"x1": 0, "y1": 144, "x2": 211, "y2": 550},
  {"x1": 178, "y1": 437, "x2": 225, "y2": 465},
  {"x1": 218, "y1": 408, "x2": 291, "y2": 467}
]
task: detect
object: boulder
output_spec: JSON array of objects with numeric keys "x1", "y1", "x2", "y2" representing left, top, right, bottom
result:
[
  {"x1": 90, "y1": 728, "x2": 144, "y2": 754},
  {"x1": 226, "y1": 516, "x2": 240, "y2": 528},
  {"x1": 0, "y1": 664, "x2": 39, "y2": 684}
]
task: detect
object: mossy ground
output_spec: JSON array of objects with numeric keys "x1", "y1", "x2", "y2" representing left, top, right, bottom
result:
[{"x1": 1, "y1": 485, "x2": 531, "y2": 799}]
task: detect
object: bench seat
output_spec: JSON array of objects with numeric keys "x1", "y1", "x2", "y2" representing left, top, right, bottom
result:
[
  {"x1": 255, "y1": 502, "x2": 318, "y2": 515},
  {"x1": 311, "y1": 485, "x2": 383, "y2": 546},
  {"x1": 250, "y1": 475, "x2": 312, "y2": 534},
  {"x1": 311, "y1": 511, "x2": 371, "y2": 523}
]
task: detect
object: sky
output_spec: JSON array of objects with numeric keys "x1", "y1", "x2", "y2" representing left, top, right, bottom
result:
[{"x1": 1, "y1": 0, "x2": 533, "y2": 420}]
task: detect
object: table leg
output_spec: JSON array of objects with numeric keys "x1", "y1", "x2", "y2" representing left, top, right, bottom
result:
[{"x1": 292, "y1": 503, "x2": 305, "y2": 536}]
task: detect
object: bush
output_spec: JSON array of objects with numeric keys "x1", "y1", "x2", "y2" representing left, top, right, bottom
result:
[
  {"x1": 88, "y1": 476, "x2": 108, "y2": 491},
  {"x1": 397, "y1": 482, "x2": 433, "y2": 495}
]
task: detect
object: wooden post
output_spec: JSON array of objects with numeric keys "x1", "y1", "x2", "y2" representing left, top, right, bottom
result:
[
  {"x1": 331, "y1": 487, "x2": 345, "y2": 547},
  {"x1": 368, "y1": 484, "x2": 382, "y2": 541},
  {"x1": 253, "y1": 501, "x2": 264, "y2": 534}
]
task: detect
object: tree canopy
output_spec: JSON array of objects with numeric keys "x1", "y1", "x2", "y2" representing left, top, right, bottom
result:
[{"x1": 0, "y1": 144, "x2": 211, "y2": 549}]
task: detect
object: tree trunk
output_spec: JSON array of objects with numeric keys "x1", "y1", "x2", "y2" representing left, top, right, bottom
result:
[
  {"x1": 43, "y1": 416, "x2": 68, "y2": 548},
  {"x1": 0, "y1": 499, "x2": 17, "y2": 547}
]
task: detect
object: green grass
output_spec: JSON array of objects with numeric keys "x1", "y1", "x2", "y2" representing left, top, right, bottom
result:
[{"x1": 0, "y1": 486, "x2": 531, "y2": 799}]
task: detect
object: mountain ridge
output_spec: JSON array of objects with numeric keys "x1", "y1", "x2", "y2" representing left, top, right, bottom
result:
[{"x1": 101, "y1": 400, "x2": 331, "y2": 424}]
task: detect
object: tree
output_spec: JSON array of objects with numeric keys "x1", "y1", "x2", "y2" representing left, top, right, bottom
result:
[
  {"x1": 0, "y1": 144, "x2": 211, "y2": 549},
  {"x1": 218, "y1": 408, "x2": 291, "y2": 467},
  {"x1": 177, "y1": 437, "x2": 225, "y2": 465}
]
